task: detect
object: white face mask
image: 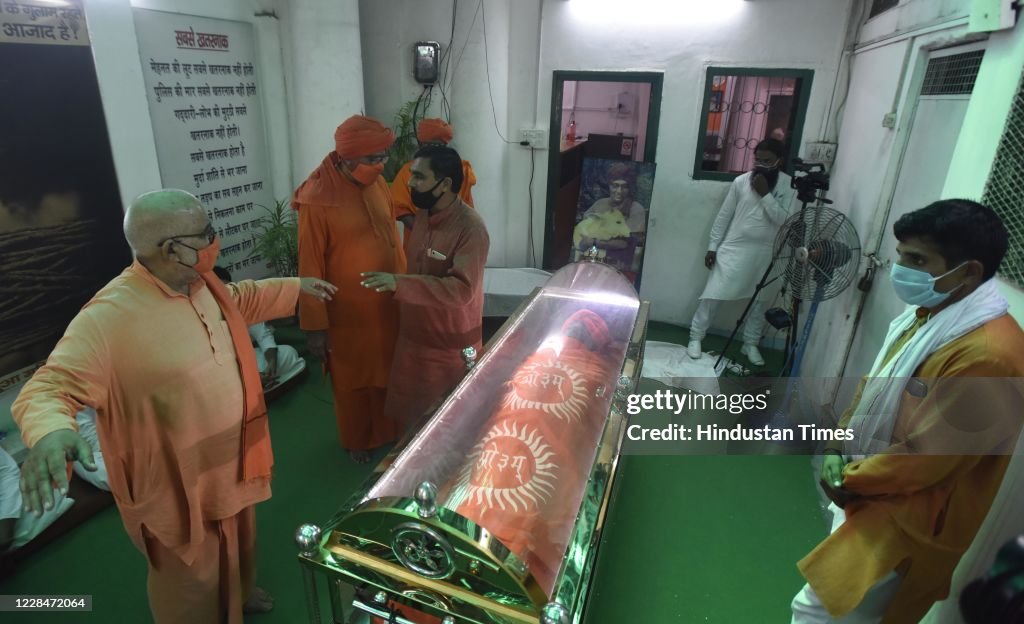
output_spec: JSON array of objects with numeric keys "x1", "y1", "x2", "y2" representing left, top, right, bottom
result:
[{"x1": 889, "y1": 261, "x2": 967, "y2": 307}]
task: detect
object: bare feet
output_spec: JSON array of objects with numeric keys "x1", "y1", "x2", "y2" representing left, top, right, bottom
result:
[
  {"x1": 243, "y1": 586, "x2": 274, "y2": 614},
  {"x1": 349, "y1": 449, "x2": 372, "y2": 464}
]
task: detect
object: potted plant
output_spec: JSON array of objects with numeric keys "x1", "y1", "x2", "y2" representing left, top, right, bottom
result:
[
  {"x1": 250, "y1": 199, "x2": 299, "y2": 324},
  {"x1": 383, "y1": 97, "x2": 425, "y2": 182},
  {"x1": 250, "y1": 199, "x2": 298, "y2": 277}
]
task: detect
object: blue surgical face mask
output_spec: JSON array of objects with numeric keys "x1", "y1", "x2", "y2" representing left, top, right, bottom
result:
[{"x1": 890, "y1": 261, "x2": 967, "y2": 308}]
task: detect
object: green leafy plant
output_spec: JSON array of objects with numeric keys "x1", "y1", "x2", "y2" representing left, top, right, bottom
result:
[
  {"x1": 250, "y1": 199, "x2": 298, "y2": 277},
  {"x1": 383, "y1": 97, "x2": 423, "y2": 182}
]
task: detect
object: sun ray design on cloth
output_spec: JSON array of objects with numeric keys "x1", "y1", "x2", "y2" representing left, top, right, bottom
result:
[
  {"x1": 501, "y1": 359, "x2": 588, "y2": 424},
  {"x1": 450, "y1": 421, "x2": 559, "y2": 514}
]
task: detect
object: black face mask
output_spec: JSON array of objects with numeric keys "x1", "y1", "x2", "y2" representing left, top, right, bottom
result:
[
  {"x1": 752, "y1": 165, "x2": 780, "y2": 192},
  {"x1": 410, "y1": 179, "x2": 444, "y2": 211}
]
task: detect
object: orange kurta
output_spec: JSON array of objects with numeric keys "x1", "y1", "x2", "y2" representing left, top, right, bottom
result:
[
  {"x1": 391, "y1": 160, "x2": 477, "y2": 252},
  {"x1": 800, "y1": 313, "x2": 1024, "y2": 623},
  {"x1": 12, "y1": 262, "x2": 299, "y2": 622},
  {"x1": 384, "y1": 199, "x2": 489, "y2": 431},
  {"x1": 294, "y1": 153, "x2": 407, "y2": 450}
]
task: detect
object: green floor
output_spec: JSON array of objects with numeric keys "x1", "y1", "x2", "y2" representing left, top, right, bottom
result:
[{"x1": 0, "y1": 322, "x2": 827, "y2": 622}]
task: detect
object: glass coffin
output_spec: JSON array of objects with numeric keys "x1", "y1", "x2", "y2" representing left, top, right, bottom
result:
[{"x1": 297, "y1": 261, "x2": 650, "y2": 624}]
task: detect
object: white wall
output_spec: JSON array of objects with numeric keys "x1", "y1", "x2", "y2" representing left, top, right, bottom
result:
[
  {"x1": 535, "y1": 0, "x2": 851, "y2": 322},
  {"x1": 359, "y1": 0, "x2": 852, "y2": 316},
  {"x1": 794, "y1": 0, "x2": 1024, "y2": 403},
  {"x1": 360, "y1": 0, "x2": 517, "y2": 266},
  {"x1": 83, "y1": 0, "x2": 295, "y2": 207},
  {"x1": 83, "y1": 0, "x2": 368, "y2": 210},
  {"x1": 943, "y1": 15, "x2": 1024, "y2": 322},
  {"x1": 278, "y1": 0, "x2": 365, "y2": 185}
]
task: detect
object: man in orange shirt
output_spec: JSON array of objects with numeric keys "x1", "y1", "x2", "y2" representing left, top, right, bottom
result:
[
  {"x1": 294, "y1": 115, "x2": 407, "y2": 463},
  {"x1": 362, "y1": 144, "x2": 489, "y2": 433},
  {"x1": 390, "y1": 118, "x2": 477, "y2": 253},
  {"x1": 13, "y1": 189, "x2": 336, "y2": 623},
  {"x1": 792, "y1": 200, "x2": 1024, "y2": 623}
]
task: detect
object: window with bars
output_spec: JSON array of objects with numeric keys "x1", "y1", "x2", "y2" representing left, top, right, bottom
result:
[
  {"x1": 921, "y1": 50, "x2": 985, "y2": 96},
  {"x1": 694, "y1": 67, "x2": 814, "y2": 181},
  {"x1": 983, "y1": 68, "x2": 1024, "y2": 288}
]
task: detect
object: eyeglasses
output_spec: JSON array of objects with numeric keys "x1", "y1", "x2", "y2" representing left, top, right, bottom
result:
[
  {"x1": 754, "y1": 157, "x2": 779, "y2": 168},
  {"x1": 159, "y1": 223, "x2": 216, "y2": 246},
  {"x1": 360, "y1": 152, "x2": 389, "y2": 165}
]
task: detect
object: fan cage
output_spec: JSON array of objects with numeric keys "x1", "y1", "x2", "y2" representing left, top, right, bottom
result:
[{"x1": 770, "y1": 207, "x2": 862, "y2": 301}]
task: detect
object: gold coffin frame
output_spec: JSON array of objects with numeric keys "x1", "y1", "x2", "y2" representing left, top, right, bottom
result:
[{"x1": 298, "y1": 286, "x2": 651, "y2": 624}]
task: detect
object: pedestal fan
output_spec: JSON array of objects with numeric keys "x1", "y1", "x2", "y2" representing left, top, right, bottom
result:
[{"x1": 769, "y1": 205, "x2": 862, "y2": 425}]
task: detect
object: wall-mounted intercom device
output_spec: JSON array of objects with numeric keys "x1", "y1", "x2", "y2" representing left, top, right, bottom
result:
[{"x1": 413, "y1": 41, "x2": 440, "y2": 84}]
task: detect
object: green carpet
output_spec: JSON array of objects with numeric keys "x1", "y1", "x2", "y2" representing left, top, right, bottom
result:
[{"x1": 0, "y1": 322, "x2": 827, "y2": 622}]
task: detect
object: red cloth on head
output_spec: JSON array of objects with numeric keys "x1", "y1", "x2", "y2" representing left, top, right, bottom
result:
[
  {"x1": 562, "y1": 309, "x2": 612, "y2": 351},
  {"x1": 334, "y1": 115, "x2": 395, "y2": 159},
  {"x1": 416, "y1": 118, "x2": 453, "y2": 144}
]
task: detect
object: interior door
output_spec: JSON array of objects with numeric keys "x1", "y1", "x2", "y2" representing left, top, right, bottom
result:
[{"x1": 835, "y1": 44, "x2": 982, "y2": 408}]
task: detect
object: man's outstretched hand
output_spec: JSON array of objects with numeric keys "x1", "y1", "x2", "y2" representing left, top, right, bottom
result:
[
  {"x1": 299, "y1": 277, "x2": 337, "y2": 302},
  {"x1": 20, "y1": 429, "x2": 96, "y2": 517}
]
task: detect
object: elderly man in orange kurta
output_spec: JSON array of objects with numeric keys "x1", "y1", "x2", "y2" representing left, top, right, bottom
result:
[
  {"x1": 390, "y1": 118, "x2": 477, "y2": 254},
  {"x1": 362, "y1": 145, "x2": 489, "y2": 433},
  {"x1": 13, "y1": 189, "x2": 336, "y2": 624},
  {"x1": 294, "y1": 115, "x2": 407, "y2": 464},
  {"x1": 791, "y1": 200, "x2": 1024, "y2": 623}
]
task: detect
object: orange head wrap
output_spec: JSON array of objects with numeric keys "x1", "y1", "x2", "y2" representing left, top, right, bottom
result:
[
  {"x1": 416, "y1": 118, "x2": 454, "y2": 145},
  {"x1": 334, "y1": 115, "x2": 395, "y2": 159},
  {"x1": 562, "y1": 309, "x2": 613, "y2": 352}
]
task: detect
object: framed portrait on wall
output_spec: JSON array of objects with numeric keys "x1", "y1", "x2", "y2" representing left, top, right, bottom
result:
[{"x1": 572, "y1": 158, "x2": 656, "y2": 289}]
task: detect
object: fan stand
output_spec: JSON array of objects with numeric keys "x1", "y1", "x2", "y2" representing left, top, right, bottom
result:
[{"x1": 770, "y1": 280, "x2": 827, "y2": 430}]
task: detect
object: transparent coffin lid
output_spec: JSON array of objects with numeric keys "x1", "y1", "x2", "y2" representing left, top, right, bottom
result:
[{"x1": 363, "y1": 261, "x2": 640, "y2": 593}]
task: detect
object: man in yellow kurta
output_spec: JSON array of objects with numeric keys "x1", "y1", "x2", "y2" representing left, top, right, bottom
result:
[
  {"x1": 13, "y1": 190, "x2": 336, "y2": 624},
  {"x1": 791, "y1": 199, "x2": 1024, "y2": 623},
  {"x1": 390, "y1": 118, "x2": 477, "y2": 254}
]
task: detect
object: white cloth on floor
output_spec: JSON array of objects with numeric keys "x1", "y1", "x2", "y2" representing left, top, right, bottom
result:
[{"x1": 641, "y1": 341, "x2": 721, "y2": 396}]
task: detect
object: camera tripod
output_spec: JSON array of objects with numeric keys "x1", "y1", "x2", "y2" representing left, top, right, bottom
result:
[{"x1": 712, "y1": 191, "x2": 830, "y2": 375}]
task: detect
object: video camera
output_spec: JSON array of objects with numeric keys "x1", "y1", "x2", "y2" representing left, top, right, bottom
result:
[{"x1": 790, "y1": 158, "x2": 831, "y2": 204}]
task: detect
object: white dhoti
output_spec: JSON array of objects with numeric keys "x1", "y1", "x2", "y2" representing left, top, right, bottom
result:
[
  {"x1": 790, "y1": 503, "x2": 903, "y2": 623},
  {"x1": 255, "y1": 345, "x2": 306, "y2": 385}
]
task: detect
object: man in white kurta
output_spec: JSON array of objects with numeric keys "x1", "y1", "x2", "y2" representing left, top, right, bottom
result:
[{"x1": 688, "y1": 139, "x2": 794, "y2": 366}]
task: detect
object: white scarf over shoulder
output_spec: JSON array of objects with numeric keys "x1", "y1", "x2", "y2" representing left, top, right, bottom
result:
[{"x1": 846, "y1": 279, "x2": 1008, "y2": 457}]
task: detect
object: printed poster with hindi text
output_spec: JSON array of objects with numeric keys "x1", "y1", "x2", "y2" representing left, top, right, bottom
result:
[{"x1": 133, "y1": 9, "x2": 274, "y2": 281}]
